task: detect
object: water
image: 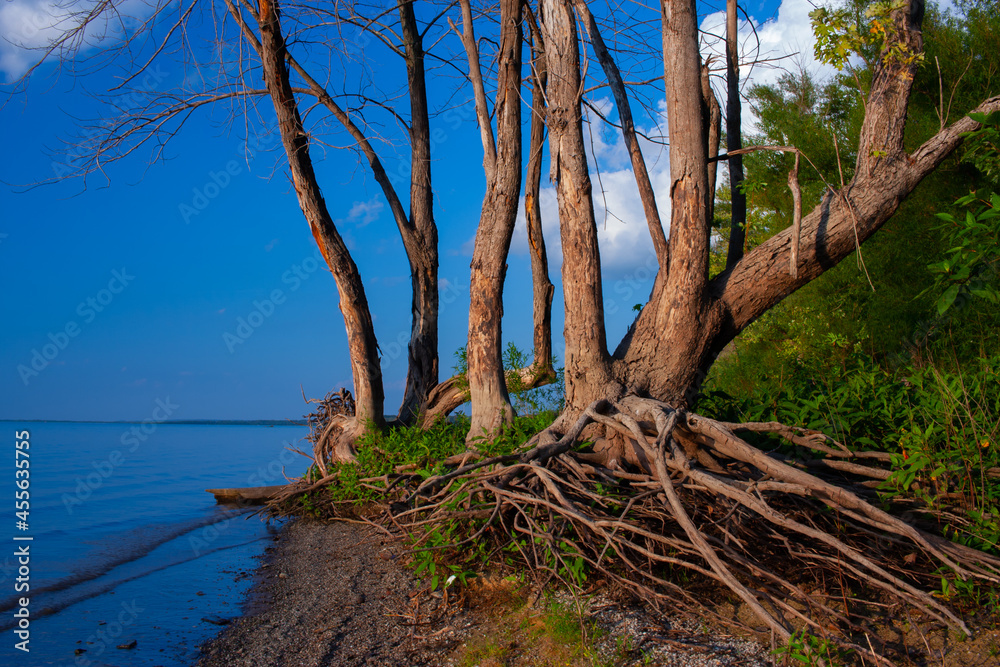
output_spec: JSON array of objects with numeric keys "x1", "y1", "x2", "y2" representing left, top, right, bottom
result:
[{"x1": 0, "y1": 422, "x2": 310, "y2": 666}]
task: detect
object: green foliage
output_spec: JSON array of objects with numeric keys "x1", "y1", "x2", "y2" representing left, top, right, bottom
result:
[
  {"x1": 303, "y1": 409, "x2": 557, "y2": 589},
  {"x1": 502, "y1": 343, "x2": 566, "y2": 416},
  {"x1": 710, "y1": 0, "x2": 1000, "y2": 370},
  {"x1": 928, "y1": 190, "x2": 1000, "y2": 313},
  {"x1": 452, "y1": 343, "x2": 565, "y2": 417},
  {"x1": 701, "y1": 349, "x2": 1000, "y2": 555},
  {"x1": 410, "y1": 520, "x2": 480, "y2": 591},
  {"x1": 811, "y1": 2, "x2": 880, "y2": 71},
  {"x1": 773, "y1": 629, "x2": 852, "y2": 666},
  {"x1": 811, "y1": 0, "x2": 923, "y2": 73},
  {"x1": 711, "y1": 68, "x2": 862, "y2": 278},
  {"x1": 305, "y1": 406, "x2": 556, "y2": 514},
  {"x1": 926, "y1": 111, "x2": 1000, "y2": 314}
]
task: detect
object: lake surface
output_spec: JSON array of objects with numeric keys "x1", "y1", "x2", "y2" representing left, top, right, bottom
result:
[{"x1": 0, "y1": 421, "x2": 310, "y2": 666}]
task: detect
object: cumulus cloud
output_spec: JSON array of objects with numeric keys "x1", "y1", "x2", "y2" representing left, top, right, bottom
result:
[
  {"x1": 700, "y1": 0, "x2": 843, "y2": 131},
  {"x1": 509, "y1": 99, "x2": 672, "y2": 279},
  {"x1": 0, "y1": 0, "x2": 72, "y2": 78}
]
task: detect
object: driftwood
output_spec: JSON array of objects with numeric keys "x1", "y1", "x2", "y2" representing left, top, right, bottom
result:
[{"x1": 206, "y1": 485, "x2": 286, "y2": 505}]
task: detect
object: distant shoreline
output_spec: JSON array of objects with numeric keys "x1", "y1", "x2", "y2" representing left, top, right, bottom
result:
[{"x1": 0, "y1": 419, "x2": 309, "y2": 426}]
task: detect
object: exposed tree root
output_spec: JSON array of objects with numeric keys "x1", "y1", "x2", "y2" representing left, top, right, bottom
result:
[
  {"x1": 300, "y1": 387, "x2": 359, "y2": 466},
  {"x1": 274, "y1": 396, "x2": 1000, "y2": 664}
]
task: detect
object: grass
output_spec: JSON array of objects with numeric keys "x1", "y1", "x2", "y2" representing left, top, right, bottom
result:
[
  {"x1": 301, "y1": 411, "x2": 559, "y2": 508},
  {"x1": 701, "y1": 349, "x2": 1000, "y2": 558},
  {"x1": 453, "y1": 585, "x2": 620, "y2": 667}
]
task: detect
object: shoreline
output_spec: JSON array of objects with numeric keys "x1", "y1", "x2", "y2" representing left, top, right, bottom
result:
[
  {"x1": 196, "y1": 518, "x2": 775, "y2": 666},
  {"x1": 197, "y1": 518, "x2": 456, "y2": 666}
]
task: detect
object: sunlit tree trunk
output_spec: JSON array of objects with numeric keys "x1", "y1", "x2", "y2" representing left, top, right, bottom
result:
[
  {"x1": 551, "y1": 0, "x2": 995, "y2": 418},
  {"x1": 255, "y1": 0, "x2": 384, "y2": 452},
  {"x1": 524, "y1": 14, "x2": 556, "y2": 383},
  {"x1": 465, "y1": 0, "x2": 524, "y2": 441},
  {"x1": 540, "y1": 0, "x2": 617, "y2": 414}
]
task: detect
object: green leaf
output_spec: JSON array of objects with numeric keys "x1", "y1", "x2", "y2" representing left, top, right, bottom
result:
[
  {"x1": 971, "y1": 288, "x2": 999, "y2": 302},
  {"x1": 937, "y1": 284, "x2": 961, "y2": 314}
]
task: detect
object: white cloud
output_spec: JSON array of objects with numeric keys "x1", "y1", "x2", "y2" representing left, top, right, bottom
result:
[
  {"x1": 0, "y1": 0, "x2": 154, "y2": 81},
  {"x1": 509, "y1": 101, "x2": 672, "y2": 279},
  {"x1": 700, "y1": 0, "x2": 843, "y2": 132},
  {"x1": 339, "y1": 197, "x2": 384, "y2": 228},
  {"x1": 0, "y1": 0, "x2": 71, "y2": 78}
]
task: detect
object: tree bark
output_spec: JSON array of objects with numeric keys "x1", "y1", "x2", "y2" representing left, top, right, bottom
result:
[
  {"x1": 258, "y1": 1, "x2": 439, "y2": 426},
  {"x1": 724, "y1": 0, "x2": 747, "y2": 268},
  {"x1": 541, "y1": 0, "x2": 617, "y2": 414},
  {"x1": 455, "y1": 0, "x2": 497, "y2": 183},
  {"x1": 598, "y1": 0, "x2": 995, "y2": 411},
  {"x1": 711, "y1": 95, "x2": 1000, "y2": 342},
  {"x1": 703, "y1": 61, "x2": 722, "y2": 226},
  {"x1": 254, "y1": 0, "x2": 385, "y2": 446},
  {"x1": 397, "y1": 0, "x2": 440, "y2": 425},
  {"x1": 420, "y1": 28, "x2": 555, "y2": 432},
  {"x1": 575, "y1": 0, "x2": 668, "y2": 273},
  {"x1": 525, "y1": 10, "x2": 556, "y2": 383},
  {"x1": 613, "y1": 0, "x2": 713, "y2": 406},
  {"x1": 466, "y1": 0, "x2": 523, "y2": 441}
]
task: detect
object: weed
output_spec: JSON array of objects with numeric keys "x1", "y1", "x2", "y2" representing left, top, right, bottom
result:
[{"x1": 772, "y1": 629, "x2": 852, "y2": 666}]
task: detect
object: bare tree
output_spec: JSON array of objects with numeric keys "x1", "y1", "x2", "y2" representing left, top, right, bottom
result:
[
  {"x1": 12, "y1": 0, "x2": 1000, "y2": 656},
  {"x1": 460, "y1": 0, "x2": 524, "y2": 440}
]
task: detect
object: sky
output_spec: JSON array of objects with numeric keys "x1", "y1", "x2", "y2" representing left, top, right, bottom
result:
[{"x1": 0, "y1": 0, "x2": 838, "y2": 421}]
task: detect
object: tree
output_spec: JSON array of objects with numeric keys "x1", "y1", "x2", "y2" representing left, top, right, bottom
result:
[{"x1": 12, "y1": 0, "x2": 1000, "y2": 658}]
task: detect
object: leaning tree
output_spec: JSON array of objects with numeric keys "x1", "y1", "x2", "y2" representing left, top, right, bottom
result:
[
  {"x1": 11, "y1": 0, "x2": 1000, "y2": 659},
  {"x1": 10, "y1": 0, "x2": 562, "y2": 456}
]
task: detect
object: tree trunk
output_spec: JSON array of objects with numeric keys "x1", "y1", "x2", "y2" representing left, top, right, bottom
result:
[
  {"x1": 254, "y1": 0, "x2": 385, "y2": 443},
  {"x1": 254, "y1": 0, "x2": 439, "y2": 427},
  {"x1": 703, "y1": 62, "x2": 722, "y2": 226},
  {"x1": 540, "y1": 0, "x2": 618, "y2": 414},
  {"x1": 397, "y1": 0, "x2": 440, "y2": 425},
  {"x1": 525, "y1": 9, "x2": 556, "y2": 385},
  {"x1": 575, "y1": 0, "x2": 668, "y2": 273},
  {"x1": 466, "y1": 0, "x2": 523, "y2": 442},
  {"x1": 612, "y1": 0, "x2": 714, "y2": 406},
  {"x1": 609, "y1": 0, "x2": 999, "y2": 408},
  {"x1": 724, "y1": 0, "x2": 747, "y2": 268}
]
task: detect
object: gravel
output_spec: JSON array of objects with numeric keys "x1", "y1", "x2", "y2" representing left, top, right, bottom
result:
[
  {"x1": 198, "y1": 519, "x2": 771, "y2": 666},
  {"x1": 198, "y1": 519, "x2": 442, "y2": 666}
]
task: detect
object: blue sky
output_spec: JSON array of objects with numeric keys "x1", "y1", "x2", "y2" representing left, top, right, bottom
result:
[{"x1": 0, "y1": 0, "x2": 804, "y2": 421}]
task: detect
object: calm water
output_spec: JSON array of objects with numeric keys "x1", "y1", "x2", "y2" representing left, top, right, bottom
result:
[{"x1": 0, "y1": 422, "x2": 310, "y2": 666}]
